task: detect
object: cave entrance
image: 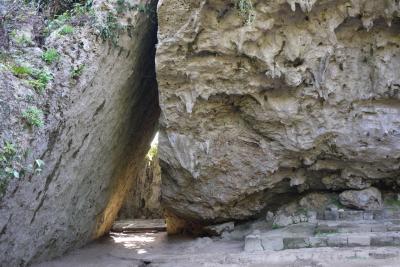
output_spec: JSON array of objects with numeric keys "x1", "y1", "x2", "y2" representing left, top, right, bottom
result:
[{"x1": 85, "y1": 0, "x2": 168, "y2": 250}]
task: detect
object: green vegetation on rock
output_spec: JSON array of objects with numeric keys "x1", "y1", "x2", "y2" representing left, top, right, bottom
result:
[
  {"x1": 96, "y1": 1, "x2": 153, "y2": 46},
  {"x1": 2, "y1": 142, "x2": 16, "y2": 158},
  {"x1": 42, "y1": 48, "x2": 60, "y2": 64},
  {"x1": 11, "y1": 65, "x2": 33, "y2": 77},
  {"x1": 70, "y1": 64, "x2": 85, "y2": 79},
  {"x1": 59, "y1": 24, "x2": 74, "y2": 35},
  {"x1": 0, "y1": 138, "x2": 46, "y2": 197},
  {"x1": 10, "y1": 64, "x2": 53, "y2": 93},
  {"x1": 29, "y1": 69, "x2": 53, "y2": 93},
  {"x1": 97, "y1": 12, "x2": 125, "y2": 46},
  {"x1": 45, "y1": 2, "x2": 94, "y2": 35},
  {"x1": 0, "y1": 142, "x2": 18, "y2": 196},
  {"x1": 10, "y1": 30, "x2": 34, "y2": 46},
  {"x1": 22, "y1": 106, "x2": 44, "y2": 127}
]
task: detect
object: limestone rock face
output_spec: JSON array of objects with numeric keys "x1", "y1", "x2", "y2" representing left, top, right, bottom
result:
[
  {"x1": 0, "y1": 0, "x2": 159, "y2": 265},
  {"x1": 156, "y1": 0, "x2": 400, "y2": 225},
  {"x1": 339, "y1": 187, "x2": 383, "y2": 210}
]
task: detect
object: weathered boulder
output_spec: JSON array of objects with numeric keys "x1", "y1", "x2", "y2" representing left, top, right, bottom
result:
[
  {"x1": 156, "y1": 0, "x2": 400, "y2": 228},
  {"x1": 0, "y1": 0, "x2": 159, "y2": 265},
  {"x1": 339, "y1": 187, "x2": 383, "y2": 210}
]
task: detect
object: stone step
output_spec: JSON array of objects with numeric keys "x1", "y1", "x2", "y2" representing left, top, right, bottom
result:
[
  {"x1": 245, "y1": 232, "x2": 400, "y2": 252},
  {"x1": 111, "y1": 219, "x2": 166, "y2": 233},
  {"x1": 320, "y1": 209, "x2": 400, "y2": 221},
  {"x1": 316, "y1": 220, "x2": 400, "y2": 234},
  {"x1": 283, "y1": 232, "x2": 400, "y2": 250}
]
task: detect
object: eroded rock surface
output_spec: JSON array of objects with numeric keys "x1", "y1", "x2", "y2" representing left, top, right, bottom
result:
[{"x1": 156, "y1": 0, "x2": 400, "y2": 227}]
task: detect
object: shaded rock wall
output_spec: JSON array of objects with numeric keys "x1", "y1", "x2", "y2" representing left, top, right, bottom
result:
[
  {"x1": 0, "y1": 0, "x2": 159, "y2": 265},
  {"x1": 156, "y1": 0, "x2": 400, "y2": 228},
  {"x1": 118, "y1": 155, "x2": 163, "y2": 219}
]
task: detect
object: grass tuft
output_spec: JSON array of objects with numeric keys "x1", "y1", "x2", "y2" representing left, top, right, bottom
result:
[
  {"x1": 59, "y1": 24, "x2": 74, "y2": 35},
  {"x1": 42, "y1": 48, "x2": 60, "y2": 64},
  {"x1": 22, "y1": 107, "x2": 44, "y2": 127}
]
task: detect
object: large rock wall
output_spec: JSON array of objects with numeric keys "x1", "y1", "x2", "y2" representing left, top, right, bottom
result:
[
  {"x1": 156, "y1": 0, "x2": 400, "y2": 227},
  {"x1": 0, "y1": 0, "x2": 159, "y2": 265}
]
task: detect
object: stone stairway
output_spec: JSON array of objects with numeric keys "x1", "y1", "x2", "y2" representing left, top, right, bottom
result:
[{"x1": 244, "y1": 208, "x2": 400, "y2": 252}]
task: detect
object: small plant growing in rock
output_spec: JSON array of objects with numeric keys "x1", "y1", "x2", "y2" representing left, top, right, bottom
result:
[
  {"x1": 42, "y1": 48, "x2": 60, "y2": 64},
  {"x1": 25, "y1": 158, "x2": 45, "y2": 175},
  {"x1": 3, "y1": 142, "x2": 16, "y2": 158},
  {"x1": 24, "y1": 69, "x2": 53, "y2": 93},
  {"x1": 70, "y1": 64, "x2": 85, "y2": 79},
  {"x1": 34, "y1": 159, "x2": 45, "y2": 173},
  {"x1": 10, "y1": 30, "x2": 34, "y2": 46},
  {"x1": 36, "y1": 69, "x2": 53, "y2": 82},
  {"x1": 59, "y1": 24, "x2": 74, "y2": 35},
  {"x1": 45, "y1": 2, "x2": 94, "y2": 34},
  {"x1": 27, "y1": 79, "x2": 46, "y2": 93},
  {"x1": 0, "y1": 141, "x2": 19, "y2": 196},
  {"x1": 11, "y1": 64, "x2": 52, "y2": 93},
  {"x1": 97, "y1": 13, "x2": 125, "y2": 46},
  {"x1": 46, "y1": 7, "x2": 73, "y2": 33},
  {"x1": 11, "y1": 65, "x2": 33, "y2": 77},
  {"x1": 22, "y1": 106, "x2": 44, "y2": 127},
  {"x1": 233, "y1": 0, "x2": 255, "y2": 25},
  {"x1": 15, "y1": 34, "x2": 33, "y2": 46}
]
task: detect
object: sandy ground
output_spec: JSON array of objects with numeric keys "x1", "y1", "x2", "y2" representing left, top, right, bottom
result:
[{"x1": 35, "y1": 232, "x2": 400, "y2": 267}]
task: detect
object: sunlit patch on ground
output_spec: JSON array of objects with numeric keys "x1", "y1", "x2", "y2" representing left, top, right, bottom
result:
[{"x1": 109, "y1": 232, "x2": 156, "y2": 252}]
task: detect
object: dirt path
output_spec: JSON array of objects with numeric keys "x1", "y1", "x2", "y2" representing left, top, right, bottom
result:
[{"x1": 35, "y1": 232, "x2": 400, "y2": 267}]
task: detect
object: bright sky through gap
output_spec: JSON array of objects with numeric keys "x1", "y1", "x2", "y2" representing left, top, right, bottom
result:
[{"x1": 151, "y1": 132, "x2": 159, "y2": 146}]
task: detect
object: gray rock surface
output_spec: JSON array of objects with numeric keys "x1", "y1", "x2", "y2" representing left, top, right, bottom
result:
[
  {"x1": 156, "y1": 0, "x2": 400, "y2": 227},
  {"x1": 0, "y1": 0, "x2": 159, "y2": 265},
  {"x1": 203, "y1": 221, "x2": 235, "y2": 236},
  {"x1": 339, "y1": 187, "x2": 383, "y2": 210}
]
